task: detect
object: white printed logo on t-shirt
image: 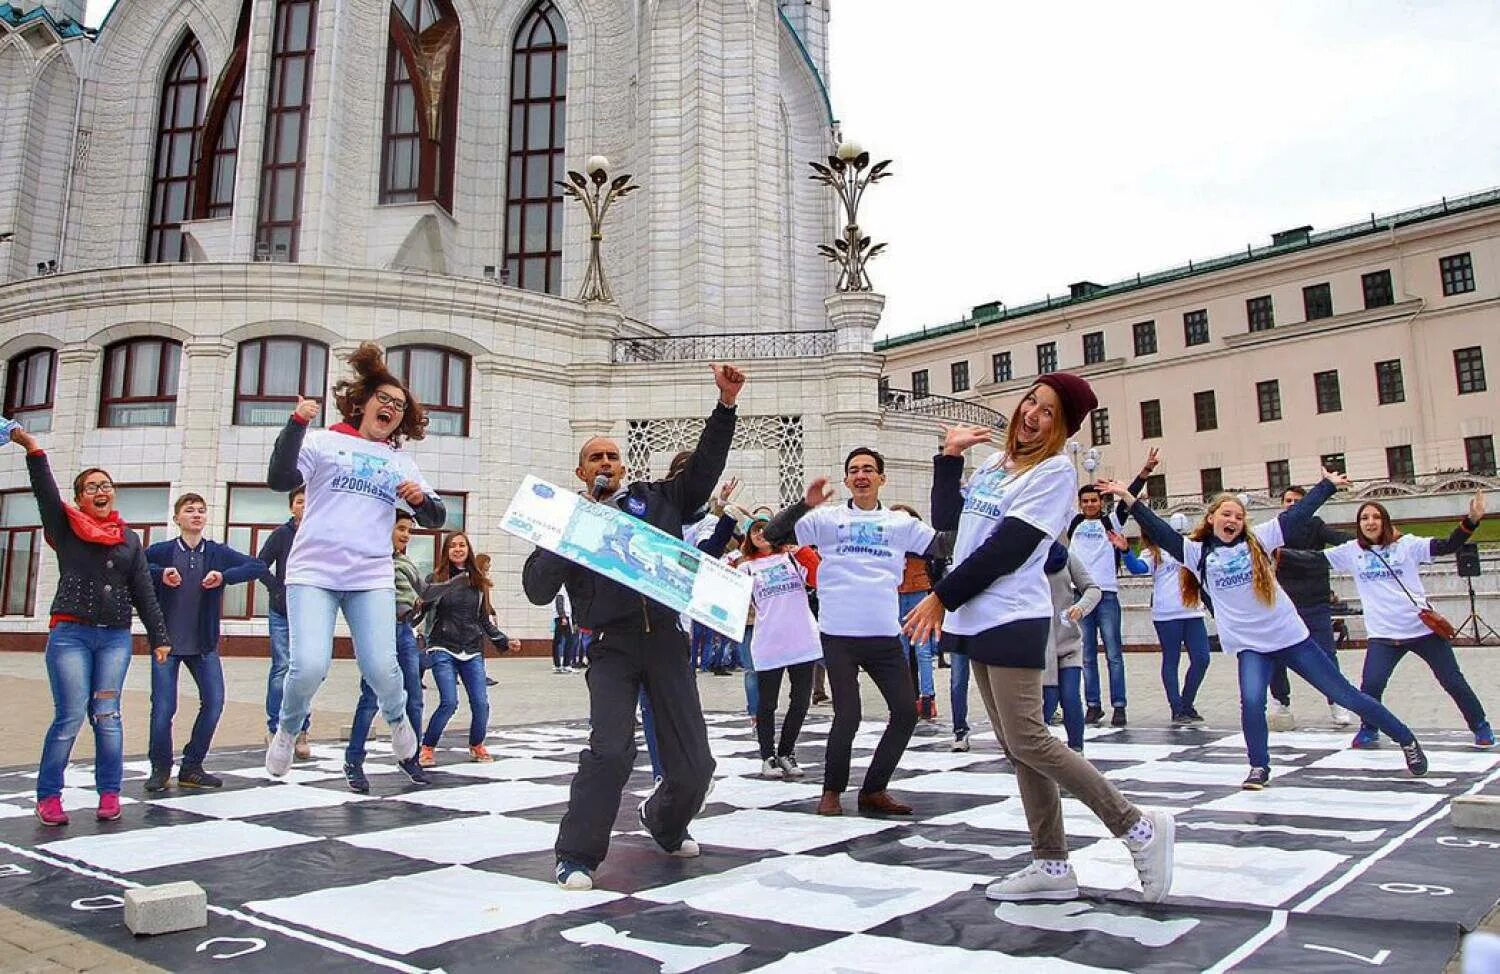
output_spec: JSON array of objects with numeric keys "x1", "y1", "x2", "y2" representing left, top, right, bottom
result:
[
  {"x1": 329, "y1": 449, "x2": 401, "y2": 503},
  {"x1": 834, "y1": 520, "x2": 891, "y2": 557}
]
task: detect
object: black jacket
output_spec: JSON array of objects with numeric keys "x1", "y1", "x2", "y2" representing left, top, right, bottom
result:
[
  {"x1": 27, "y1": 452, "x2": 170, "y2": 647},
  {"x1": 1274, "y1": 516, "x2": 1350, "y2": 609},
  {"x1": 522, "y1": 402, "x2": 737, "y2": 632},
  {"x1": 420, "y1": 577, "x2": 509, "y2": 656},
  {"x1": 257, "y1": 518, "x2": 296, "y2": 616}
]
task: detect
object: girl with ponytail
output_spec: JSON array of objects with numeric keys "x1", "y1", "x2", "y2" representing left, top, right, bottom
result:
[{"x1": 1100, "y1": 470, "x2": 1429, "y2": 791}]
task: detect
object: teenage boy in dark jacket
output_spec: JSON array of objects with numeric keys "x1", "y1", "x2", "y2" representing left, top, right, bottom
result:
[
  {"x1": 145, "y1": 493, "x2": 271, "y2": 791},
  {"x1": 258, "y1": 486, "x2": 311, "y2": 755},
  {"x1": 523, "y1": 364, "x2": 744, "y2": 892}
]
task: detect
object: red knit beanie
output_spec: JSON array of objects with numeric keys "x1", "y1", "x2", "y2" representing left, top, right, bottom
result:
[{"x1": 1034, "y1": 372, "x2": 1097, "y2": 436}]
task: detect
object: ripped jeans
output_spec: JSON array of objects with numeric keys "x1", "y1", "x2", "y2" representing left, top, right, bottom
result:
[{"x1": 38, "y1": 623, "x2": 133, "y2": 800}]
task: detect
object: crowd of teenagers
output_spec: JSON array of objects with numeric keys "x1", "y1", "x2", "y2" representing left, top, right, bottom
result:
[{"x1": 14, "y1": 346, "x2": 1494, "y2": 905}]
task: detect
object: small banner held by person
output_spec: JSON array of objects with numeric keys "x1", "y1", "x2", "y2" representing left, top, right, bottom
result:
[{"x1": 501, "y1": 475, "x2": 751, "y2": 641}]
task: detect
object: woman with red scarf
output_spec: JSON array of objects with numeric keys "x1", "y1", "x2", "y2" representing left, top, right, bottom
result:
[{"x1": 8, "y1": 423, "x2": 170, "y2": 827}]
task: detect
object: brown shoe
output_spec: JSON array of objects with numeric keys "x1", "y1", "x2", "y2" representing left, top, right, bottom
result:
[
  {"x1": 816, "y1": 790, "x2": 844, "y2": 816},
  {"x1": 857, "y1": 791, "x2": 913, "y2": 816}
]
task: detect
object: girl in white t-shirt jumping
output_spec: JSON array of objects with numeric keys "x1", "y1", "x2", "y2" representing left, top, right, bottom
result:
[
  {"x1": 1279, "y1": 493, "x2": 1492, "y2": 750},
  {"x1": 1101, "y1": 474, "x2": 1430, "y2": 790},
  {"x1": 264, "y1": 343, "x2": 446, "y2": 779},
  {"x1": 903, "y1": 373, "x2": 1175, "y2": 905},
  {"x1": 738, "y1": 515, "x2": 823, "y2": 778}
]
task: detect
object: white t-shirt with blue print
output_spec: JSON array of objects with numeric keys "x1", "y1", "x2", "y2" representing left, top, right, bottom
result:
[
  {"x1": 1324, "y1": 535, "x2": 1435, "y2": 641},
  {"x1": 794, "y1": 504, "x2": 935, "y2": 638},
  {"x1": 1180, "y1": 517, "x2": 1307, "y2": 655}
]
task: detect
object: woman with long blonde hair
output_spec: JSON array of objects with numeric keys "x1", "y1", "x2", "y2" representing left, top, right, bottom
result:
[
  {"x1": 1100, "y1": 475, "x2": 1430, "y2": 790},
  {"x1": 903, "y1": 374, "x2": 1175, "y2": 906}
]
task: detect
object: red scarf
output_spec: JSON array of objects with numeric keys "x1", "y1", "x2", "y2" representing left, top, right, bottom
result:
[{"x1": 46, "y1": 506, "x2": 128, "y2": 549}]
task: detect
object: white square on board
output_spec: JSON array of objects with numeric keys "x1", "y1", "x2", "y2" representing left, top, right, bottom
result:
[
  {"x1": 338, "y1": 814, "x2": 557, "y2": 864},
  {"x1": 40, "y1": 820, "x2": 317, "y2": 873},
  {"x1": 150, "y1": 784, "x2": 371, "y2": 819}
]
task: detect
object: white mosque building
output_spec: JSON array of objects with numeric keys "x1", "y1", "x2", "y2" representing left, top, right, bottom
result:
[{"x1": 0, "y1": 0, "x2": 947, "y2": 647}]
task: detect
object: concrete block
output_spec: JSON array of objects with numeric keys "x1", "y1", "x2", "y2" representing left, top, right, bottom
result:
[
  {"x1": 123, "y1": 881, "x2": 207, "y2": 935},
  {"x1": 1452, "y1": 795, "x2": 1500, "y2": 832}
]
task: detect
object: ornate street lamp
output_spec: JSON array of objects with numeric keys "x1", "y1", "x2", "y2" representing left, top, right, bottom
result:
[
  {"x1": 557, "y1": 155, "x2": 639, "y2": 304},
  {"x1": 809, "y1": 141, "x2": 892, "y2": 292}
]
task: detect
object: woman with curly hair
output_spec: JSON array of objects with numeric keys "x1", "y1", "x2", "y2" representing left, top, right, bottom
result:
[{"x1": 264, "y1": 342, "x2": 446, "y2": 778}]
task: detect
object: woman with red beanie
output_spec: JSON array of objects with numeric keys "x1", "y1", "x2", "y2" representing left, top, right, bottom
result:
[{"x1": 903, "y1": 373, "x2": 1175, "y2": 905}]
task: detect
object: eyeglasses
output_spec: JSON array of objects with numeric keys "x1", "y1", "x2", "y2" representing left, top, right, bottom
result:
[
  {"x1": 374, "y1": 391, "x2": 408, "y2": 413},
  {"x1": 81, "y1": 482, "x2": 115, "y2": 495}
]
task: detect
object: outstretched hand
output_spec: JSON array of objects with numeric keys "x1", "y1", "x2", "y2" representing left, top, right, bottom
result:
[
  {"x1": 1469, "y1": 490, "x2": 1487, "y2": 523},
  {"x1": 1095, "y1": 479, "x2": 1137, "y2": 505},
  {"x1": 1107, "y1": 530, "x2": 1129, "y2": 552},
  {"x1": 803, "y1": 477, "x2": 835, "y2": 508},
  {"x1": 902, "y1": 592, "x2": 946, "y2": 646},
  {"x1": 1321, "y1": 468, "x2": 1352, "y2": 489},
  {"x1": 294, "y1": 397, "x2": 321, "y2": 424},
  {"x1": 712, "y1": 364, "x2": 746, "y2": 407},
  {"x1": 941, "y1": 424, "x2": 992, "y2": 457},
  {"x1": 8, "y1": 425, "x2": 37, "y2": 453},
  {"x1": 1140, "y1": 446, "x2": 1161, "y2": 477}
]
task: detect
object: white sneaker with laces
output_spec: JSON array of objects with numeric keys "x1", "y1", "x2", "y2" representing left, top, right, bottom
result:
[
  {"x1": 265, "y1": 729, "x2": 296, "y2": 778},
  {"x1": 389, "y1": 717, "x2": 418, "y2": 762},
  {"x1": 951, "y1": 731, "x2": 971, "y2": 753},
  {"x1": 1329, "y1": 704, "x2": 1353, "y2": 727},
  {"x1": 761, "y1": 757, "x2": 784, "y2": 778},
  {"x1": 775, "y1": 755, "x2": 805, "y2": 778},
  {"x1": 1126, "y1": 810, "x2": 1176, "y2": 903},
  {"x1": 984, "y1": 862, "x2": 1078, "y2": 902}
]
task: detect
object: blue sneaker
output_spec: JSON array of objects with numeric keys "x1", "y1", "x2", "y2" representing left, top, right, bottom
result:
[
  {"x1": 556, "y1": 860, "x2": 593, "y2": 891},
  {"x1": 1475, "y1": 722, "x2": 1495, "y2": 749},
  {"x1": 1350, "y1": 727, "x2": 1381, "y2": 749}
]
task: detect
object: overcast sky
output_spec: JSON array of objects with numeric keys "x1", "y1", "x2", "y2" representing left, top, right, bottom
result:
[
  {"x1": 82, "y1": 0, "x2": 1500, "y2": 339},
  {"x1": 829, "y1": 0, "x2": 1500, "y2": 338}
]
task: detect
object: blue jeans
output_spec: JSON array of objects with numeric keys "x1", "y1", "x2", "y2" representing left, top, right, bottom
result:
[
  {"x1": 280, "y1": 586, "x2": 405, "y2": 735},
  {"x1": 741, "y1": 626, "x2": 759, "y2": 716},
  {"x1": 1237, "y1": 639, "x2": 1414, "y2": 768},
  {"x1": 422, "y1": 652, "x2": 490, "y2": 747},
  {"x1": 575, "y1": 630, "x2": 593, "y2": 667},
  {"x1": 1042, "y1": 667, "x2": 1085, "y2": 750},
  {"x1": 1360, "y1": 633, "x2": 1487, "y2": 735},
  {"x1": 949, "y1": 651, "x2": 970, "y2": 736},
  {"x1": 640, "y1": 689, "x2": 661, "y2": 778},
  {"x1": 346, "y1": 622, "x2": 425, "y2": 765},
  {"x1": 1155, "y1": 617, "x2": 1211, "y2": 717},
  {"x1": 692, "y1": 624, "x2": 717, "y2": 670},
  {"x1": 149, "y1": 651, "x2": 225, "y2": 770},
  {"x1": 265, "y1": 609, "x2": 309, "y2": 734},
  {"x1": 552, "y1": 620, "x2": 576, "y2": 668},
  {"x1": 1080, "y1": 591, "x2": 1126, "y2": 708},
  {"x1": 38, "y1": 624, "x2": 132, "y2": 800},
  {"x1": 898, "y1": 590, "x2": 937, "y2": 696},
  {"x1": 1270, "y1": 601, "x2": 1339, "y2": 706}
]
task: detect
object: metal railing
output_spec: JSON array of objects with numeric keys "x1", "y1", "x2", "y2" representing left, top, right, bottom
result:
[
  {"x1": 880, "y1": 387, "x2": 1007, "y2": 429},
  {"x1": 611, "y1": 330, "x2": 836, "y2": 363},
  {"x1": 1139, "y1": 470, "x2": 1500, "y2": 512}
]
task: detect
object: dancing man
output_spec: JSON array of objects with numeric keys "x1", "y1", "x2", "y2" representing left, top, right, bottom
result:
[{"x1": 523, "y1": 364, "x2": 744, "y2": 891}]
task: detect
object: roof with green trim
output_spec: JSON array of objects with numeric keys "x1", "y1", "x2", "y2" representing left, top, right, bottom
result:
[{"x1": 0, "y1": 3, "x2": 93, "y2": 39}]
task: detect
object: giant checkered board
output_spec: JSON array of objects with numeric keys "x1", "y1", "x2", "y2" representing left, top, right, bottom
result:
[{"x1": 0, "y1": 716, "x2": 1497, "y2": 973}]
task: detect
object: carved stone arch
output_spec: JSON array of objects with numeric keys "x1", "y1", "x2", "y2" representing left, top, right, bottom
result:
[
  {"x1": 374, "y1": 330, "x2": 490, "y2": 360},
  {"x1": 91, "y1": 0, "x2": 229, "y2": 85},
  {"x1": 223, "y1": 320, "x2": 344, "y2": 348},
  {"x1": 85, "y1": 320, "x2": 196, "y2": 349},
  {"x1": 0, "y1": 332, "x2": 64, "y2": 363}
]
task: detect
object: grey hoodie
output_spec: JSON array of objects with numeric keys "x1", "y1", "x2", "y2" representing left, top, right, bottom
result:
[{"x1": 1043, "y1": 553, "x2": 1102, "y2": 686}]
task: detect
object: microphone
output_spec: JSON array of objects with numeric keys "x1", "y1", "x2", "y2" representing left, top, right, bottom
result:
[{"x1": 592, "y1": 474, "x2": 611, "y2": 500}]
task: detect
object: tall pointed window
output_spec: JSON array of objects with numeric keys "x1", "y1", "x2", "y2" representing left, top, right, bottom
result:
[
  {"x1": 255, "y1": 0, "x2": 318, "y2": 261},
  {"x1": 381, "y1": 0, "x2": 460, "y2": 208},
  {"x1": 503, "y1": 2, "x2": 567, "y2": 294},
  {"x1": 193, "y1": 1, "x2": 251, "y2": 220},
  {"x1": 144, "y1": 36, "x2": 206, "y2": 263}
]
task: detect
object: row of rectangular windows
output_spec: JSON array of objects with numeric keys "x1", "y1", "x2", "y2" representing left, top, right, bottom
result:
[{"x1": 925, "y1": 253, "x2": 1478, "y2": 395}]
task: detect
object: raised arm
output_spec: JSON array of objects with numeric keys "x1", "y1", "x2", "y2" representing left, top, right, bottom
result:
[
  {"x1": 14, "y1": 430, "x2": 69, "y2": 545},
  {"x1": 1112, "y1": 447, "x2": 1159, "y2": 527},
  {"x1": 931, "y1": 425, "x2": 993, "y2": 531},
  {"x1": 1277, "y1": 473, "x2": 1344, "y2": 534},
  {"x1": 1098, "y1": 479, "x2": 1186, "y2": 563},
  {"x1": 267, "y1": 403, "x2": 315, "y2": 491},
  {"x1": 1431, "y1": 491, "x2": 1485, "y2": 557},
  {"x1": 697, "y1": 513, "x2": 737, "y2": 558},
  {"x1": 764, "y1": 478, "x2": 834, "y2": 547},
  {"x1": 662, "y1": 364, "x2": 744, "y2": 515}
]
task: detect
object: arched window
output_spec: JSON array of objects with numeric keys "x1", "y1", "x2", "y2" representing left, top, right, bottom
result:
[
  {"x1": 381, "y1": 0, "x2": 460, "y2": 209},
  {"x1": 99, "y1": 338, "x2": 182, "y2": 428},
  {"x1": 503, "y1": 2, "x2": 567, "y2": 294},
  {"x1": 387, "y1": 345, "x2": 469, "y2": 436},
  {"x1": 234, "y1": 337, "x2": 328, "y2": 425},
  {"x1": 4, "y1": 348, "x2": 56, "y2": 433},
  {"x1": 254, "y1": 0, "x2": 318, "y2": 261},
  {"x1": 194, "y1": 1, "x2": 251, "y2": 220},
  {"x1": 144, "y1": 36, "x2": 207, "y2": 263}
]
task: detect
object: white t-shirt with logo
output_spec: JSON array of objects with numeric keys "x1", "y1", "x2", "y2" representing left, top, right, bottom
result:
[
  {"x1": 287, "y1": 428, "x2": 436, "y2": 591},
  {"x1": 946, "y1": 453, "x2": 1077, "y2": 637},
  {"x1": 741, "y1": 553, "x2": 822, "y2": 669},
  {"x1": 1146, "y1": 548, "x2": 1202, "y2": 622},
  {"x1": 794, "y1": 504, "x2": 935, "y2": 637},
  {"x1": 1324, "y1": 535, "x2": 1435, "y2": 640},
  {"x1": 1180, "y1": 518, "x2": 1306, "y2": 655},
  {"x1": 1070, "y1": 512, "x2": 1122, "y2": 593}
]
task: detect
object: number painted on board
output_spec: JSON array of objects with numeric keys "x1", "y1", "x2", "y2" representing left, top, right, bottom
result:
[
  {"x1": 196, "y1": 937, "x2": 267, "y2": 960},
  {"x1": 1438, "y1": 836, "x2": 1500, "y2": 850},
  {"x1": 70, "y1": 894, "x2": 123, "y2": 911},
  {"x1": 1304, "y1": 943, "x2": 1391, "y2": 965},
  {"x1": 1377, "y1": 882, "x2": 1453, "y2": 896}
]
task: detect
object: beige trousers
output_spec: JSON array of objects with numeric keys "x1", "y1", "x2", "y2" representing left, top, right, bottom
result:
[{"x1": 972, "y1": 660, "x2": 1141, "y2": 859}]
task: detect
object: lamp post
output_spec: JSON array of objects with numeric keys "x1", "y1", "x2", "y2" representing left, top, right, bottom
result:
[
  {"x1": 557, "y1": 155, "x2": 639, "y2": 304},
  {"x1": 809, "y1": 141, "x2": 892, "y2": 292},
  {"x1": 1067, "y1": 441, "x2": 1100, "y2": 485}
]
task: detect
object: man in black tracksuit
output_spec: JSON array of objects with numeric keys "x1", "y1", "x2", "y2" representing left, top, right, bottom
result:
[
  {"x1": 523, "y1": 364, "x2": 744, "y2": 890},
  {"x1": 1269, "y1": 485, "x2": 1353, "y2": 727}
]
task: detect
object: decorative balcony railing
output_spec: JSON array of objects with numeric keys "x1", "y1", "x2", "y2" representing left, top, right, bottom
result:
[
  {"x1": 611, "y1": 330, "x2": 836, "y2": 363},
  {"x1": 1141, "y1": 471, "x2": 1500, "y2": 513},
  {"x1": 880, "y1": 387, "x2": 1007, "y2": 429}
]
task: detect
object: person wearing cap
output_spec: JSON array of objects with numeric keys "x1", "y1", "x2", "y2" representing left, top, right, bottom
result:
[{"x1": 903, "y1": 373, "x2": 1175, "y2": 905}]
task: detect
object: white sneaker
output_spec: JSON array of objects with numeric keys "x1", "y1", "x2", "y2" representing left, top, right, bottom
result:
[
  {"x1": 951, "y1": 731, "x2": 971, "y2": 753},
  {"x1": 265, "y1": 729, "x2": 296, "y2": 778},
  {"x1": 1268, "y1": 702, "x2": 1296, "y2": 732},
  {"x1": 984, "y1": 862, "x2": 1078, "y2": 902},
  {"x1": 1329, "y1": 704, "x2": 1354, "y2": 727},
  {"x1": 1126, "y1": 810, "x2": 1176, "y2": 903},
  {"x1": 389, "y1": 717, "x2": 418, "y2": 762},
  {"x1": 554, "y1": 666, "x2": 565, "y2": 674},
  {"x1": 761, "y1": 757, "x2": 785, "y2": 778},
  {"x1": 670, "y1": 836, "x2": 701, "y2": 858},
  {"x1": 776, "y1": 755, "x2": 805, "y2": 778}
]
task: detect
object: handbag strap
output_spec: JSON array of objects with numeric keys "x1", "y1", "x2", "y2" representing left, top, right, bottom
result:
[{"x1": 1365, "y1": 544, "x2": 1430, "y2": 612}]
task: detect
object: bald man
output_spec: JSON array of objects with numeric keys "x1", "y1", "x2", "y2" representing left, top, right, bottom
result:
[{"x1": 524, "y1": 363, "x2": 745, "y2": 891}]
